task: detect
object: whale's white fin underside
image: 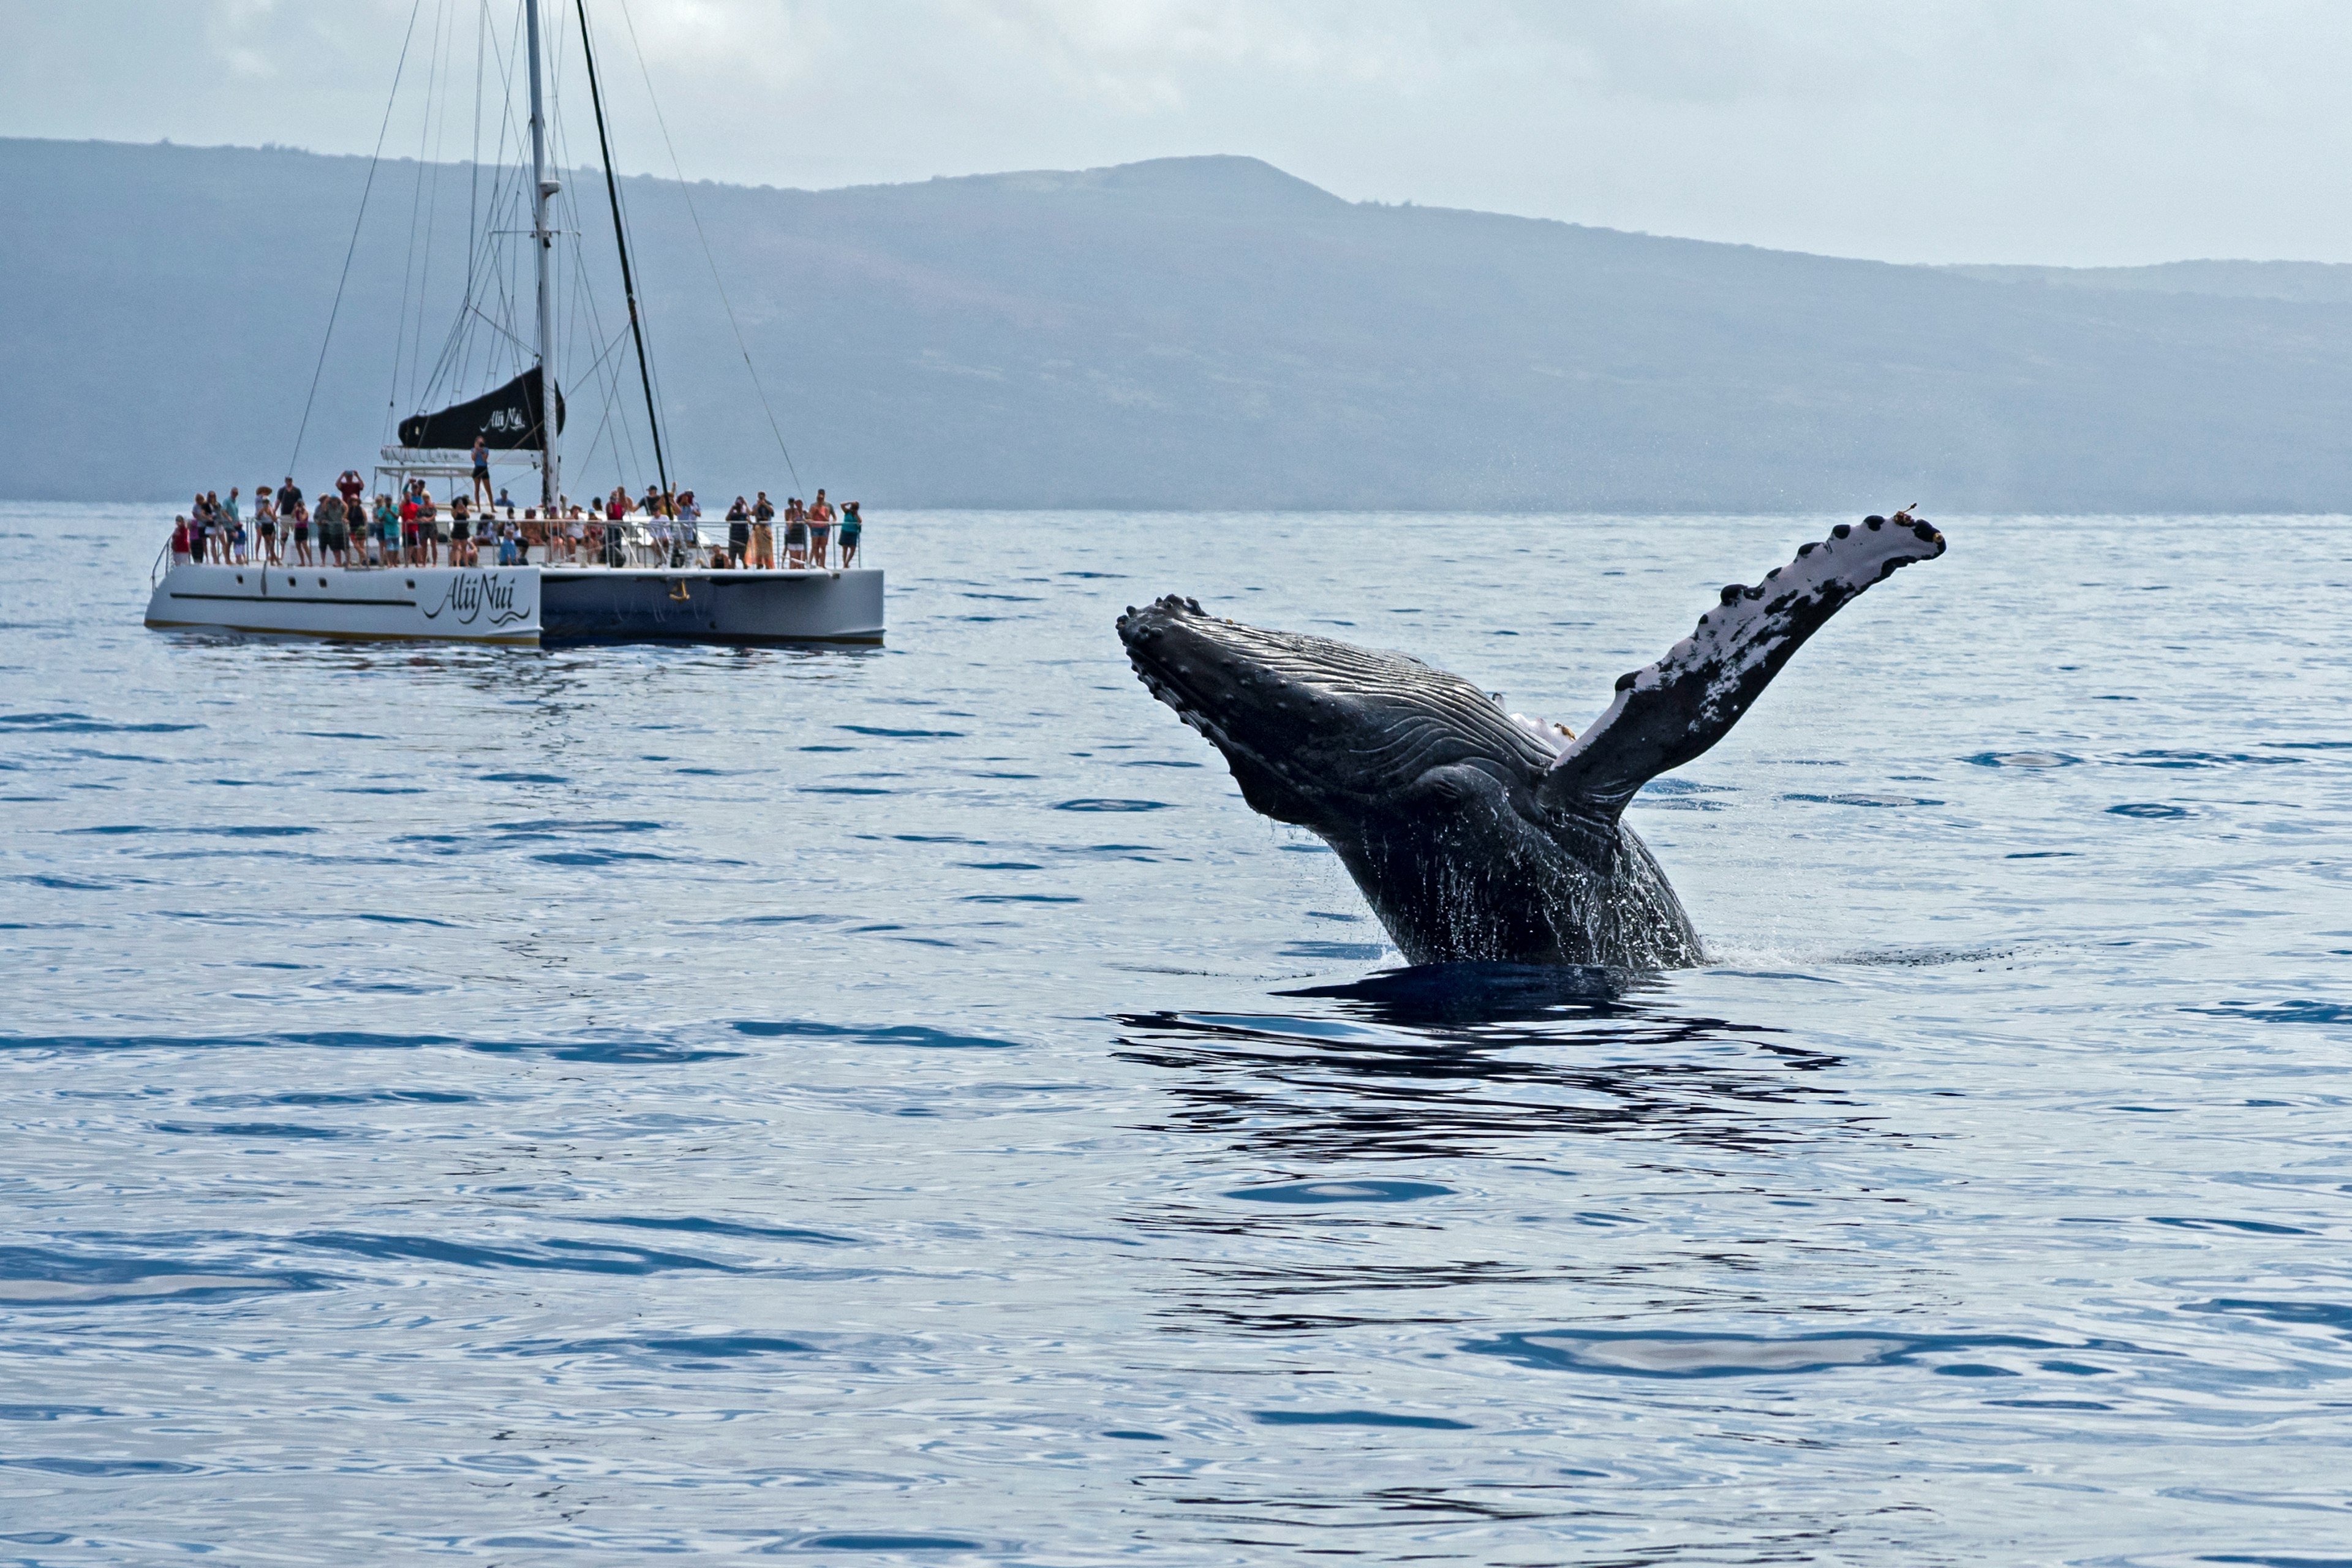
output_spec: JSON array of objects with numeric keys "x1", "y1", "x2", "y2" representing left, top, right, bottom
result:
[{"x1": 1539, "y1": 514, "x2": 1946, "y2": 820}]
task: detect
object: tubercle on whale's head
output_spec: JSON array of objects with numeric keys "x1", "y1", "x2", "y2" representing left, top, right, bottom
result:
[{"x1": 1117, "y1": 594, "x2": 1551, "y2": 829}]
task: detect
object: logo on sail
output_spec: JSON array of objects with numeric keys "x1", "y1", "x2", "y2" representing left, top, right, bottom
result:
[{"x1": 421, "y1": 571, "x2": 533, "y2": 627}]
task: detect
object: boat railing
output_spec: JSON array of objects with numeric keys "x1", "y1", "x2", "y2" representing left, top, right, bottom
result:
[{"x1": 157, "y1": 516, "x2": 872, "y2": 574}]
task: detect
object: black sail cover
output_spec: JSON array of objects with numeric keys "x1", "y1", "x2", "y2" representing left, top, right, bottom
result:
[{"x1": 397, "y1": 368, "x2": 565, "y2": 451}]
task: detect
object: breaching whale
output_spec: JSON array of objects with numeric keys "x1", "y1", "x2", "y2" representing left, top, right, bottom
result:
[{"x1": 1117, "y1": 514, "x2": 1946, "y2": 968}]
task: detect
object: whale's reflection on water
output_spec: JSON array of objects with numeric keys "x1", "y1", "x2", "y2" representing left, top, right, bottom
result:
[
  {"x1": 1115, "y1": 963, "x2": 1874, "y2": 1340},
  {"x1": 1117, "y1": 962, "x2": 1847, "y2": 1163}
]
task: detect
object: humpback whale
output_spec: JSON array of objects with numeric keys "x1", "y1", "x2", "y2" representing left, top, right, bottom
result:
[{"x1": 1117, "y1": 515, "x2": 1946, "y2": 968}]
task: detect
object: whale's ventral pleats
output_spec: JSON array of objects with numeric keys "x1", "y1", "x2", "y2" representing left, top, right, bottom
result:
[{"x1": 1115, "y1": 514, "x2": 1947, "y2": 968}]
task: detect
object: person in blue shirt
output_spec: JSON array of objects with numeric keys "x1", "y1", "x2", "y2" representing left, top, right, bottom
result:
[{"x1": 838, "y1": 501, "x2": 863, "y2": 567}]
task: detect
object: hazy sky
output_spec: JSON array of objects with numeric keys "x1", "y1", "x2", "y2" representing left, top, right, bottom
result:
[{"x1": 7, "y1": 0, "x2": 2346, "y2": 266}]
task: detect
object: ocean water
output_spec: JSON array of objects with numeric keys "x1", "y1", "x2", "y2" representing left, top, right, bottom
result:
[{"x1": 2, "y1": 501, "x2": 2349, "y2": 1566}]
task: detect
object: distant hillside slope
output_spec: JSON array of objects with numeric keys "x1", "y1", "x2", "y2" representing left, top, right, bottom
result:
[
  {"x1": 1946, "y1": 258, "x2": 2352, "y2": 306},
  {"x1": 3, "y1": 136, "x2": 2349, "y2": 510}
]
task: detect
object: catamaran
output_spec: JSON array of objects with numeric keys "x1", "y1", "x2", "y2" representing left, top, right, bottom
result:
[{"x1": 145, "y1": 0, "x2": 881, "y2": 646}]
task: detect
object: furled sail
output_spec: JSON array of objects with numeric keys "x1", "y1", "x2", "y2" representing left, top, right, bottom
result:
[{"x1": 396, "y1": 368, "x2": 565, "y2": 451}]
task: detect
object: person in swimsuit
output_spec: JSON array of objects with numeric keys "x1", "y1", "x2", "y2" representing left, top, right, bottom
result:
[
  {"x1": 254, "y1": 481, "x2": 279, "y2": 564},
  {"x1": 470, "y1": 435, "x2": 493, "y2": 507},
  {"x1": 807, "y1": 488, "x2": 834, "y2": 568},
  {"x1": 450, "y1": 494, "x2": 472, "y2": 566},
  {"x1": 783, "y1": 496, "x2": 809, "y2": 568},
  {"x1": 290, "y1": 500, "x2": 311, "y2": 565}
]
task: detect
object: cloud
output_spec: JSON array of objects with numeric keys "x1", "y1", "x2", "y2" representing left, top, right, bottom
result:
[{"x1": 4, "y1": 0, "x2": 2349, "y2": 265}]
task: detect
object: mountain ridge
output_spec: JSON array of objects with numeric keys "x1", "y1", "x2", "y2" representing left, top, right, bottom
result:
[{"x1": 3, "y1": 135, "x2": 2348, "y2": 510}]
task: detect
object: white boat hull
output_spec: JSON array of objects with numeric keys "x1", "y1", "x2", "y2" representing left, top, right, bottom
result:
[{"x1": 145, "y1": 562, "x2": 883, "y2": 645}]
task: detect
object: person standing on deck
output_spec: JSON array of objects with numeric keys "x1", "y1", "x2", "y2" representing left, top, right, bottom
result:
[
  {"x1": 255, "y1": 482, "x2": 279, "y2": 564},
  {"x1": 224, "y1": 488, "x2": 246, "y2": 564},
  {"x1": 315, "y1": 488, "x2": 345, "y2": 568},
  {"x1": 470, "y1": 435, "x2": 493, "y2": 507},
  {"x1": 726, "y1": 496, "x2": 752, "y2": 568},
  {"x1": 783, "y1": 497, "x2": 810, "y2": 569},
  {"x1": 398, "y1": 486, "x2": 421, "y2": 566},
  {"x1": 808, "y1": 489, "x2": 834, "y2": 570},
  {"x1": 838, "y1": 502, "x2": 863, "y2": 568},
  {"x1": 751, "y1": 492, "x2": 776, "y2": 570}
]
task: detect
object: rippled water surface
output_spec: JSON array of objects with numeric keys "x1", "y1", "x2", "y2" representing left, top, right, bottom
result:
[{"x1": 4, "y1": 502, "x2": 2350, "y2": 1564}]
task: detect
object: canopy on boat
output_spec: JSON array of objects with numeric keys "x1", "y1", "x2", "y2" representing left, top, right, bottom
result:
[{"x1": 396, "y1": 368, "x2": 565, "y2": 453}]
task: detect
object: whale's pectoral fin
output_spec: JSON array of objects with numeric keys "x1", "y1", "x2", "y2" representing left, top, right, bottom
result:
[{"x1": 1539, "y1": 514, "x2": 1947, "y2": 820}]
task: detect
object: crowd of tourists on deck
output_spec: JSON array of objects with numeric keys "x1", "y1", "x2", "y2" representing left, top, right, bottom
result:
[{"x1": 171, "y1": 467, "x2": 865, "y2": 573}]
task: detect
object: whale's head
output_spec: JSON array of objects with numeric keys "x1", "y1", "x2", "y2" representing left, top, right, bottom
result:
[{"x1": 1116, "y1": 595, "x2": 1556, "y2": 834}]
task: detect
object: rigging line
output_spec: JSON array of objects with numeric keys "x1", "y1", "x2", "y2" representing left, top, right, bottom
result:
[
  {"x1": 468, "y1": 2, "x2": 527, "y2": 391},
  {"x1": 435, "y1": 11, "x2": 531, "y2": 404},
  {"x1": 407, "y1": 0, "x2": 457, "y2": 408},
  {"x1": 465, "y1": 0, "x2": 484, "y2": 325},
  {"x1": 602, "y1": 125, "x2": 674, "y2": 480},
  {"x1": 572, "y1": 319, "x2": 641, "y2": 486},
  {"x1": 290, "y1": 0, "x2": 428, "y2": 476},
  {"x1": 464, "y1": 302, "x2": 536, "y2": 358},
  {"x1": 569, "y1": 233, "x2": 647, "y2": 490},
  {"x1": 575, "y1": 0, "x2": 669, "y2": 496},
  {"x1": 464, "y1": 1, "x2": 510, "y2": 393},
  {"x1": 388, "y1": 0, "x2": 447, "y2": 434},
  {"x1": 545, "y1": 54, "x2": 647, "y2": 494},
  {"x1": 612, "y1": 0, "x2": 801, "y2": 491},
  {"x1": 561, "y1": 34, "x2": 670, "y2": 488}
]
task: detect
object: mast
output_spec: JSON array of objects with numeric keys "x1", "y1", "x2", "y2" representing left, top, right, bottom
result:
[
  {"x1": 524, "y1": 0, "x2": 559, "y2": 508},
  {"x1": 577, "y1": 0, "x2": 670, "y2": 501}
]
